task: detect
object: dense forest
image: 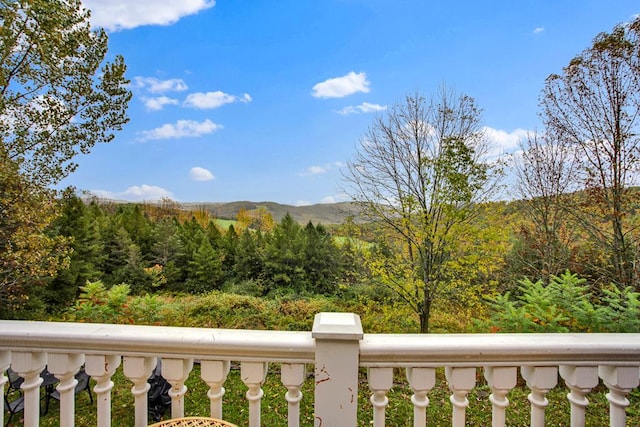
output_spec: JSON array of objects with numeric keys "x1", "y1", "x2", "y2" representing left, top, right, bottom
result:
[
  {"x1": 3, "y1": 192, "x2": 638, "y2": 335},
  {"x1": 39, "y1": 194, "x2": 362, "y2": 308}
]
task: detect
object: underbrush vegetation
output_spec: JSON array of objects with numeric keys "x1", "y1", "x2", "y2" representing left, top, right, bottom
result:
[{"x1": 60, "y1": 280, "x2": 472, "y2": 333}]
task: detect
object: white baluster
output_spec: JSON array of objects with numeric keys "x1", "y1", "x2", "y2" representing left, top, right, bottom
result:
[
  {"x1": 47, "y1": 353, "x2": 84, "y2": 427},
  {"x1": 241, "y1": 361, "x2": 268, "y2": 427},
  {"x1": 281, "y1": 363, "x2": 305, "y2": 427},
  {"x1": 484, "y1": 366, "x2": 517, "y2": 427},
  {"x1": 521, "y1": 366, "x2": 557, "y2": 427},
  {"x1": 559, "y1": 365, "x2": 598, "y2": 427},
  {"x1": 598, "y1": 365, "x2": 640, "y2": 427},
  {"x1": 85, "y1": 354, "x2": 121, "y2": 427},
  {"x1": 123, "y1": 356, "x2": 156, "y2": 427},
  {"x1": 0, "y1": 351, "x2": 10, "y2": 427},
  {"x1": 162, "y1": 358, "x2": 194, "y2": 419},
  {"x1": 368, "y1": 367, "x2": 393, "y2": 427},
  {"x1": 201, "y1": 360, "x2": 230, "y2": 419},
  {"x1": 11, "y1": 351, "x2": 47, "y2": 427},
  {"x1": 406, "y1": 367, "x2": 436, "y2": 427},
  {"x1": 445, "y1": 367, "x2": 476, "y2": 427}
]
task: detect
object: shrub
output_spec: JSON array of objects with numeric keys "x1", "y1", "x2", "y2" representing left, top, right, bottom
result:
[
  {"x1": 186, "y1": 291, "x2": 270, "y2": 329},
  {"x1": 66, "y1": 280, "x2": 132, "y2": 323},
  {"x1": 223, "y1": 278, "x2": 264, "y2": 297},
  {"x1": 480, "y1": 271, "x2": 640, "y2": 333}
]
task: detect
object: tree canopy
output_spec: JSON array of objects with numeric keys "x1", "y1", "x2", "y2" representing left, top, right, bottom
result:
[{"x1": 0, "y1": 0, "x2": 131, "y2": 186}]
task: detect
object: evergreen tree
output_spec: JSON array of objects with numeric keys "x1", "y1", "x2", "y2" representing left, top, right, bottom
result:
[
  {"x1": 185, "y1": 231, "x2": 223, "y2": 293},
  {"x1": 220, "y1": 225, "x2": 239, "y2": 279},
  {"x1": 171, "y1": 217, "x2": 205, "y2": 290},
  {"x1": 115, "y1": 204, "x2": 154, "y2": 257},
  {"x1": 301, "y1": 222, "x2": 339, "y2": 294},
  {"x1": 233, "y1": 228, "x2": 265, "y2": 288},
  {"x1": 263, "y1": 213, "x2": 305, "y2": 295},
  {"x1": 149, "y1": 217, "x2": 183, "y2": 289},
  {"x1": 45, "y1": 192, "x2": 104, "y2": 310},
  {"x1": 102, "y1": 225, "x2": 150, "y2": 291},
  {"x1": 206, "y1": 220, "x2": 223, "y2": 248}
]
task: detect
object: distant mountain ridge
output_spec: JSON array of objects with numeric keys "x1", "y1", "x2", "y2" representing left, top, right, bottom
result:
[{"x1": 182, "y1": 201, "x2": 362, "y2": 225}]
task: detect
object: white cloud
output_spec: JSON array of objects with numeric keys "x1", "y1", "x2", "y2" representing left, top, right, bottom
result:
[
  {"x1": 312, "y1": 71, "x2": 370, "y2": 98},
  {"x1": 320, "y1": 196, "x2": 335, "y2": 204},
  {"x1": 189, "y1": 166, "x2": 215, "y2": 181},
  {"x1": 337, "y1": 102, "x2": 387, "y2": 115},
  {"x1": 134, "y1": 77, "x2": 188, "y2": 94},
  {"x1": 298, "y1": 161, "x2": 344, "y2": 177},
  {"x1": 300, "y1": 165, "x2": 328, "y2": 176},
  {"x1": 483, "y1": 126, "x2": 531, "y2": 156},
  {"x1": 298, "y1": 194, "x2": 348, "y2": 205},
  {"x1": 138, "y1": 119, "x2": 221, "y2": 141},
  {"x1": 143, "y1": 96, "x2": 179, "y2": 111},
  {"x1": 90, "y1": 185, "x2": 174, "y2": 201},
  {"x1": 533, "y1": 27, "x2": 544, "y2": 34},
  {"x1": 184, "y1": 91, "x2": 252, "y2": 109},
  {"x1": 83, "y1": 0, "x2": 215, "y2": 31}
]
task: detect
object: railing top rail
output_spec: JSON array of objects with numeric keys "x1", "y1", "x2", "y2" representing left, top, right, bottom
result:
[
  {"x1": 360, "y1": 333, "x2": 640, "y2": 367},
  {"x1": 0, "y1": 320, "x2": 315, "y2": 363},
  {"x1": 3, "y1": 320, "x2": 639, "y2": 368}
]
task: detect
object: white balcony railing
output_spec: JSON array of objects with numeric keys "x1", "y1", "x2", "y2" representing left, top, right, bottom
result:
[{"x1": 1, "y1": 313, "x2": 639, "y2": 427}]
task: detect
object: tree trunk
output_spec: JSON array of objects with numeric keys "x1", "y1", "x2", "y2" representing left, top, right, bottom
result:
[{"x1": 419, "y1": 292, "x2": 432, "y2": 333}]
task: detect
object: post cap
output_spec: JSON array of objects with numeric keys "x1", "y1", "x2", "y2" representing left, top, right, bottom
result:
[{"x1": 312, "y1": 312, "x2": 363, "y2": 340}]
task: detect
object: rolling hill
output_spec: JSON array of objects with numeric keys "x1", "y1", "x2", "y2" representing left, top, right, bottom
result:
[{"x1": 183, "y1": 201, "x2": 362, "y2": 225}]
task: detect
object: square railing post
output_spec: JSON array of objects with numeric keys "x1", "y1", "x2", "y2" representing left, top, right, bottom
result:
[{"x1": 312, "y1": 312, "x2": 363, "y2": 427}]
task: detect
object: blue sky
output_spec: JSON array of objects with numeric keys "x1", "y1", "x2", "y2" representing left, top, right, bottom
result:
[{"x1": 67, "y1": 0, "x2": 639, "y2": 206}]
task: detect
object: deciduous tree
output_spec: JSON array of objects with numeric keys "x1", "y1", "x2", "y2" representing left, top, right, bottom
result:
[
  {"x1": 0, "y1": 150, "x2": 67, "y2": 317},
  {"x1": 0, "y1": 0, "x2": 131, "y2": 312},
  {"x1": 541, "y1": 17, "x2": 640, "y2": 287},
  {"x1": 343, "y1": 88, "x2": 502, "y2": 332},
  {"x1": 512, "y1": 133, "x2": 577, "y2": 280}
]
